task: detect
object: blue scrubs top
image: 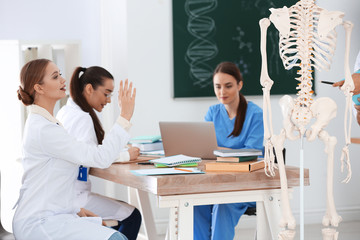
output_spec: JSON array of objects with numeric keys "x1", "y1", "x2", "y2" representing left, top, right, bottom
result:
[
  {"x1": 194, "y1": 101, "x2": 264, "y2": 240},
  {"x1": 204, "y1": 101, "x2": 264, "y2": 151}
]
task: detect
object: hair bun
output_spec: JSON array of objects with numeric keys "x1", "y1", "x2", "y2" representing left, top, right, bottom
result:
[{"x1": 17, "y1": 86, "x2": 34, "y2": 106}]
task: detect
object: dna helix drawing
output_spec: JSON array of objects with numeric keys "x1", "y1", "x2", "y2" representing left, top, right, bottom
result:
[{"x1": 184, "y1": 0, "x2": 218, "y2": 88}]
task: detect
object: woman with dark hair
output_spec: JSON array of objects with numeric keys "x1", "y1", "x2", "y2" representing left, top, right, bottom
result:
[
  {"x1": 13, "y1": 59, "x2": 135, "y2": 240},
  {"x1": 56, "y1": 66, "x2": 141, "y2": 240},
  {"x1": 194, "y1": 62, "x2": 264, "y2": 240}
]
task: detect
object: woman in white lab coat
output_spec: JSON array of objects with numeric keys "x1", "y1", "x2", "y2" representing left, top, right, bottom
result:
[
  {"x1": 56, "y1": 66, "x2": 141, "y2": 240},
  {"x1": 13, "y1": 59, "x2": 135, "y2": 240}
]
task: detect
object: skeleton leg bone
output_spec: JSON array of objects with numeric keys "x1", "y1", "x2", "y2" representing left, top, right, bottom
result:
[
  {"x1": 318, "y1": 130, "x2": 342, "y2": 239},
  {"x1": 322, "y1": 228, "x2": 339, "y2": 240},
  {"x1": 271, "y1": 130, "x2": 296, "y2": 239}
]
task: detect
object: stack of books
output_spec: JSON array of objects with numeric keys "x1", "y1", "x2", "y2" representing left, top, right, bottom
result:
[
  {"x1": 213, "y1": 149, "x2": 262, "y2": 163},
  {"x1": 129, "y1": 135, "x2": 164, "y2": 155},
  {"x1": 206, "y1": 149, "x2": 264, "y2": 172}
]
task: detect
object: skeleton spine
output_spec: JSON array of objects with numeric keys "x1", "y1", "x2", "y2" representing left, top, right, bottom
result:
[{"x1": 295, "y1": 2, "x2": 314, "y2": 109}]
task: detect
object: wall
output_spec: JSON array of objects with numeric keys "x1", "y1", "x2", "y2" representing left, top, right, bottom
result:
[
  {"x1": 121, "y1": 0, "x2": 360, "y2": 232},
  {"x1": 0, "y1": 0, "x2": 101, "y2": 67},
  {"x1": 0, "y1": 0, "x2": 103, "y2": 232}
]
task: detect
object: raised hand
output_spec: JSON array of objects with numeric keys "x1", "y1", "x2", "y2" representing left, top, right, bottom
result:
[{"x1": 118, "y1": 79, "x2": 136, "y2": 121}]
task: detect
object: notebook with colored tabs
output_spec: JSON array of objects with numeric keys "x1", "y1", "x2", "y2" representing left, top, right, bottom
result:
[{"x1": 149, "y1": 154, "x2": 201, "y2": 167}]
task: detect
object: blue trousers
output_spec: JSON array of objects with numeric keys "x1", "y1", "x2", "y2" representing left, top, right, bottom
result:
[
  {"x1": 112, "y1": 208, "x2": 142, "y2": 240},
  {"x1": 194, "y1": 202, "x2": 256, "y2": 240},
  {"x1": 108, "y1": 232, "x2": 127, "y2": 240}
]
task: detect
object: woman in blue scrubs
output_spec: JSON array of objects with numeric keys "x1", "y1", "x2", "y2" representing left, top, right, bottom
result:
[{"x1": 194, "y1": 62, "x2": 264, "y2": 240}]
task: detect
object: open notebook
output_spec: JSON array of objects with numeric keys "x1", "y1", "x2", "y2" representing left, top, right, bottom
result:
[{"x1": 149, "y1": 154, "x2": 201, "y2": 167}]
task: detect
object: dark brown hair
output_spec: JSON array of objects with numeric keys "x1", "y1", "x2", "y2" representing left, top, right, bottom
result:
[
  {"x1": 70, "y1": 66, "x2": 113, "y2": 144},
  {"x1": 214, "y1": 62, "x2": 247, "y2": 137},
  {"x1": 17, "y1": 59, "x2": 51, "y2": 106}
]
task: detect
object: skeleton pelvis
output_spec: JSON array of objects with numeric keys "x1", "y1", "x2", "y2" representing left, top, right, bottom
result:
[
  {"x1": 286, "y1": 97, "x2": 337, "y2": 140},
  {"x1": 291, "y1": 105, "x2": 313, "y2": 129}
]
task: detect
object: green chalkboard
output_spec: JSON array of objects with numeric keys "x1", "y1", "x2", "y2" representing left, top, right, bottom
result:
[{"x1": 173, "y1": 0, "x2": 300, "y2": 98}]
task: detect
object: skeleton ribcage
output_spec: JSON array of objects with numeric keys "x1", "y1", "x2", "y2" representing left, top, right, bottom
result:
[{"x1": 279, "y1": 4, "x2": 337, "y2": 71}]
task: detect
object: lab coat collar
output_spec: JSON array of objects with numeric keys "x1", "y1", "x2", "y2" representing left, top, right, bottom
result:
[
  {"x1": 29, "y1": 104, "x2": 63, "y2": 127},
  {"x1": 66, "y1": 97, "x2": 82, "y2": 111}
]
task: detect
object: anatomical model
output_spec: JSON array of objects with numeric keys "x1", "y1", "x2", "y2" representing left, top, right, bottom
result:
[{"x1": 259, "y1": 0, "x2": 354, "y2": 239}]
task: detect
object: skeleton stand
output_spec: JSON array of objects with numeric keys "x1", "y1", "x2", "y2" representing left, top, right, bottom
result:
[{"x1": 300, "y1": 135, "x2": 304, "y2": 240}]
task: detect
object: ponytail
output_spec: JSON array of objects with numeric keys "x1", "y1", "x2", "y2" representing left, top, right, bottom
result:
[
  {"x1": 70, "y1": 66, "x2": 111, "y2": 144},
  {"x1": 229, "y1": 92, "x2": 247, "y2": 137}
]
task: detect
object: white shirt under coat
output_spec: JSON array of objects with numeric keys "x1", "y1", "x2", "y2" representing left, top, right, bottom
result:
[{"x1": 12, "y1": 105, "x2": 131, "y2": 240}]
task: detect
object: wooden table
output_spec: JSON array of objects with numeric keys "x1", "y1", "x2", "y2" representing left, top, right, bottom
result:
[{"x1": 90, "y1": 161, "x2": 309, "y2": 240}]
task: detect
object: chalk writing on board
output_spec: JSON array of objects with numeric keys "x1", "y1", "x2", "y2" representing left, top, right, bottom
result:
[
  {"x1": 232, "y1": 26, "x2": 253, "y2": 53},
  {"x1": 184, "y1": 0, "x2": 218, "y2": 88},
  {"x1": 234, "y1": 56, "x2": 250, "y2": 76}
]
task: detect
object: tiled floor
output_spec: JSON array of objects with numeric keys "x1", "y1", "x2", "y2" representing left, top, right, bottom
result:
[
  {"x1": 2, "y1": 221, "x2": 359, "y2": 239},
  {"x1": 235, "y1": 221, "x2": 360, "y2": 240}
]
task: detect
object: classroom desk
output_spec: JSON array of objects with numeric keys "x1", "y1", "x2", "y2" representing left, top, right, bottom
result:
[{"x1": 90, "y1": 161, "x2": 309, "y2": 240}]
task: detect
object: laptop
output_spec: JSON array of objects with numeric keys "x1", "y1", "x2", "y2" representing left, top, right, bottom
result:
[{"x1": 159, "y1": 122, "x2": 218, "y2": 159}]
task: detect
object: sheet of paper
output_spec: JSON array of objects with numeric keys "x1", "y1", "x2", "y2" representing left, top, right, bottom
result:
[{"x1": 131, "y1": 167, "x2": 204, "y2": 176}]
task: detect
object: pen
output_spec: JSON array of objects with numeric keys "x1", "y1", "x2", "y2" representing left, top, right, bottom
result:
[
  {"x1": 174, "y1": 168, "x2": 193, "y2": 172},
  {"x1": 137, "y1": 162, "x2": 153, "y2": 165},
  {"x1": 321, "y1": 81, "x2": 335, "y2": 85}
]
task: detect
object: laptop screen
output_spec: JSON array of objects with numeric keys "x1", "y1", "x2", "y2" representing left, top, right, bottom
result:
[{"x1": 159, "y1": 122, "x2": 218, "y2": 160}]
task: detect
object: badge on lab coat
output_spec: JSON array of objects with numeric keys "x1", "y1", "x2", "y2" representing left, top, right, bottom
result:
[{"x1": 77, "y1": 165, "x2": 88, "y2": 181}]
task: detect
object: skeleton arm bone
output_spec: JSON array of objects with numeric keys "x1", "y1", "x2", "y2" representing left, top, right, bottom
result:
[
  {"x1": 259, "y1": 18, "x2": 276, "y2": 176},
  {"x1": 341, "y1": 21, "x2": 354, "y2": 94},
  {"x1": 340, "y1": 21, "x2": 354, "y2": 183}
]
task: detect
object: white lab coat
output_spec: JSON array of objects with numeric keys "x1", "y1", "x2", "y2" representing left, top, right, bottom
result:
[
  {"x1": 353, "y1": 50, "x2": 360, "y2": 118},
  {"x1": 12, "y1": 105, "x2": 130, "y2": 240},
  {"x1": 56, "y1": 98, "x2": 134, "y2": 221},
  {"x1": 354, "y1": 50, "x2": 360, "y2": 72}
]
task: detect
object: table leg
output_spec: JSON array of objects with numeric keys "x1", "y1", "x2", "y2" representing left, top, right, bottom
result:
[
  {"x1": 166, "y1": 199, "x2": 194, "y2": 240},
  {"x1": 263, "y1": 193, "x2": 282, "y2": 240},
  {"x1": 257, "y1": 200, "x2": 272, "y2": 240},
  {"x1": 177, "y1": 199, "x2": 194, "y2": 240},
  {"x1": 128, "y1": 187, "x2": 158, "y2": 240},
  {"x1": 167, "y1": 207, "x2": 178, "y2": 240}
]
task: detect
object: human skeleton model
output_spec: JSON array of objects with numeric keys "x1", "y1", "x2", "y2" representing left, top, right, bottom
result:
[{"x1": 259, "y1": 0, "x2": 354, "y2": 239}]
